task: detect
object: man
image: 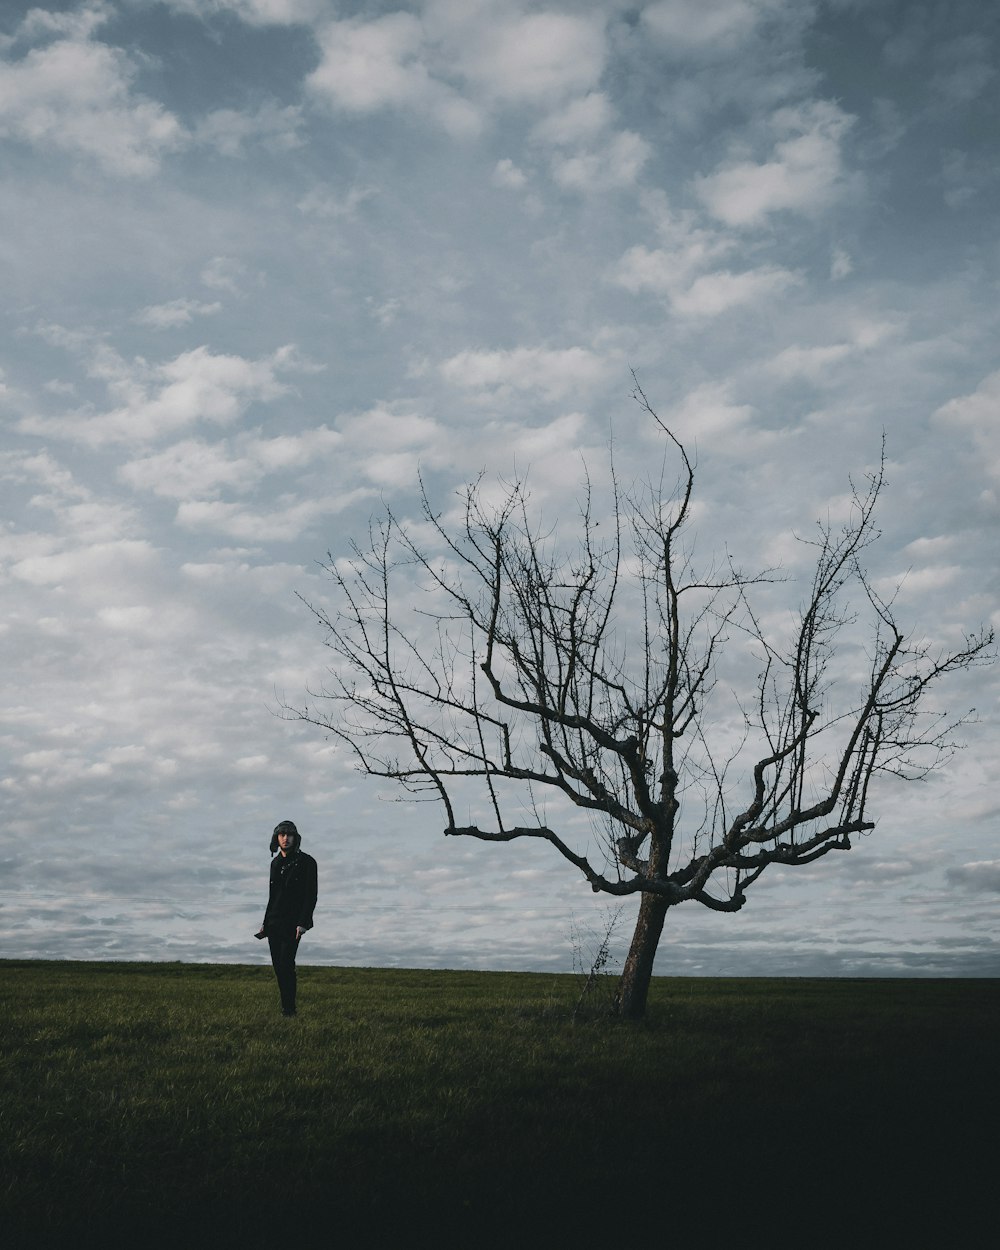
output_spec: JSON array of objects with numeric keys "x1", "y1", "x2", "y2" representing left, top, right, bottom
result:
[{"x1": 254, "y1": 820, "x2": 318, "y2": 1017}]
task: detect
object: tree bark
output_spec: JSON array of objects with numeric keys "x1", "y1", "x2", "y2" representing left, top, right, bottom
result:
[{"x1": 614, "y1": 892, "x2": 669, "y2": 1019}]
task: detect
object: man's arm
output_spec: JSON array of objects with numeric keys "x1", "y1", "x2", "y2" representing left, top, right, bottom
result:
[{"x1": 297, "y1": 855, "x2": 318, "y2": 932}]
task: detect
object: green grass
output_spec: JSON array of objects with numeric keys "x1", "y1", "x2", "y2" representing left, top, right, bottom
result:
[{"x1": 2, "y1": 961, "x2": 997, "y2": 1247}]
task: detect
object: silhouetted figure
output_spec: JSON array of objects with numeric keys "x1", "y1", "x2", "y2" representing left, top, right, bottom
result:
[{"x1": 255, "y1": 820, "x2": 317, "y2": 1017}]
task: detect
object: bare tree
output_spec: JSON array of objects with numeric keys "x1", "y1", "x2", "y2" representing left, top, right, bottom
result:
[{"x1": 294, "y1": 390, "x2": 994, "y2": 1019}]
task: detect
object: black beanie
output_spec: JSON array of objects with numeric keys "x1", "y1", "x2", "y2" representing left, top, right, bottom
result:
[{"x1": 270, "y1": 820, "x2": 300, "y2": 853}]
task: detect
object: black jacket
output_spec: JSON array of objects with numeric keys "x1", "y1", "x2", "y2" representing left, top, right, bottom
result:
[{"x1": 263, "y1": 850, "x2": 318, "y2": 934}]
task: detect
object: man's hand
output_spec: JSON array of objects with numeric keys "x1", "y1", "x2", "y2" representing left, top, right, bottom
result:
[
  {"x1": 295, "y1": 926, "x2": 306, "y2": 940},
  {"x1": 254, "y1": 928, "x2": 266, "y2": 940}
]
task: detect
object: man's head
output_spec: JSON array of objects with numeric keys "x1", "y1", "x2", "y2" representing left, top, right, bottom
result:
[{"x1": 270, "y1": 820, "x2": 301, "y2": 855}]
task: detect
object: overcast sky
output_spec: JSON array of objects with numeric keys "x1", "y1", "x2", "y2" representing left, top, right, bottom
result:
[{"x1": 2, "y1": 0, "x2": 998, "y2": 978}]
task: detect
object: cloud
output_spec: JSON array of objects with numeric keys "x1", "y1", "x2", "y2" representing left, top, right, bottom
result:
[
  {"x1": 306, "y1": 6, "x2": 607, "y2": 137},
  {"x1": 175, "y1": 493, "x2": 369, "y2": 542},
  {"x1": 339, "y1": 406, "x2": 441, "y2": 450},
  {"x1": 248, "y1": 425, "x2": 343, "y2": 471},
  {"x1": 610, "y1": 194, "x2": 806, "y2": 316},
  {"x1": 119, "y1": 426, "x2": 343, "y2": 499},
  {"x1": 901, "y1": 535, "x2": 957, "y2": 562},
  {"x1": 135, "y1": 299, "x2": 223, "y2": 329},
  {"x1": 930, "y1": 34, "x2": 996, "y2": 108},
  {"x1": 637, "y1": 0, "x2": 822, "y2": 137},
  {"x1": 453, "y1": 10, "x2": 606, "y2": 106},
  {"x1": 672, "y1": 264, "x2": 801, "y2": 315},
  {"x1": 764, "y1": 342, "x2": 853, "y2": 381},
  {"x1": 119, "y1": 438, "x2": 262, "y2": 499},
  {"x1": 694, "y1": 99, "x2": 855, "y2": 227},
  {"x1": 0, "y1": 20, "x2": 184, "y2": 176},
  {"x1": 615, "y1": 241, "x2": 800, "y2": 317},
  {"x1": 30, "y1": 497, "x2": 142, "y2": 547},
  {"x1": 430, "y1": 410, "x2": 600, "y2": 507},
  {"x1": 642, "y1": 0, "x2": 778, "y2": 57},
  {"x1": 614, "y1": 199, "x2": 732, "y2": 288},
  {"x1": 155, "y1": 0, "x2": 324, "y2": 25},
  {"x1": 551, "y1": 130, "x2": 650, "y2": 192},
  {"x1": 830, "y1": 246, "x2": 853, "y2": 280},
  {"x1": 492, "y1": 158, "x2": 528, "y2": 190},
  {"x1": 0, "y1": 451, "x2": 142, "y2": 550},
  {"x1": 666, "y1": 381, "x2": 757, "y2": 445},
  {"x1": 193, "y1": 102, "x2": 305, "y2": 156},
  {"x1": 439, "y1": 345, "x2": 615, "y2": 401},
  {"x1": 11, "y1": 538, "x2": 158, "y2": 590},
  {"x1": 21, "y1": 343, "x2": 308, "y2": 447},
  {"x1": 307, "y1": 12, "x2": 426, "y2": 112},
  {"x1": 532, "y1": 92, "x2": 613, "y2": 145},
  {"x1": 933, "y1": 370, "x2": 1000, "y2": 479},
  {"x1": 529, "y1": 88, "x2": 648, "y2": 194},
  {"x1": 0, "y1": 448, "x2": 85, "y2": 500},
  {"x1": 297, "y1": 183, "x2": 378, "y2": 219},
  {"x1": 336, "y1": 405, "x2": 448, "y2": 487},
  {"x1": 946, "y1": 860, "x2": 1000, "y2": 893},
  {"x1": 940, "y1": 148, "x2": 997, "y2": 210},
  {"x1": 499, "y1": 410, "x2": 591, "y2": 477},
  {"x1": 6, "y1": 1, "x2": 113, "y2": 45},
  {"x1": 306, "y1": 12, "x2": 481, "y2": 138},
  {"x1": 763, "y1": 318, "x2": 901, "y2": 381},
  {"x1": 200, "y1": 256, "x2": 247, "y2": 294}
]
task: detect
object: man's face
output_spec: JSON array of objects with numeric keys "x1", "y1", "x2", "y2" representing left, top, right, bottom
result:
[{"x1": 278, "y1": 831, "x2": 296, "y2": 854}]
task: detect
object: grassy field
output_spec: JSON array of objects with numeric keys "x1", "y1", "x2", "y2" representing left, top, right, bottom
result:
[{"x1": 2, "y1": 961, "x2": 997, "y2": 1247}]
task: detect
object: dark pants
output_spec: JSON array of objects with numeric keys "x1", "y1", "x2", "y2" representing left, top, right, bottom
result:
[{"x1": 267, "y1": 928, "x2": 301, "y2": 1014}]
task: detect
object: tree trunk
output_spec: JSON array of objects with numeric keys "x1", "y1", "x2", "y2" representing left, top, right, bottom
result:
[{"x1": 614, "y1": 892, "x2": 669, "y2": 1020}]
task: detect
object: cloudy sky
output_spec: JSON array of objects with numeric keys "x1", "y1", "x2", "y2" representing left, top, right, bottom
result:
[{"x1": 2, "y1": 0, "x2": 998, "y2": 978}]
